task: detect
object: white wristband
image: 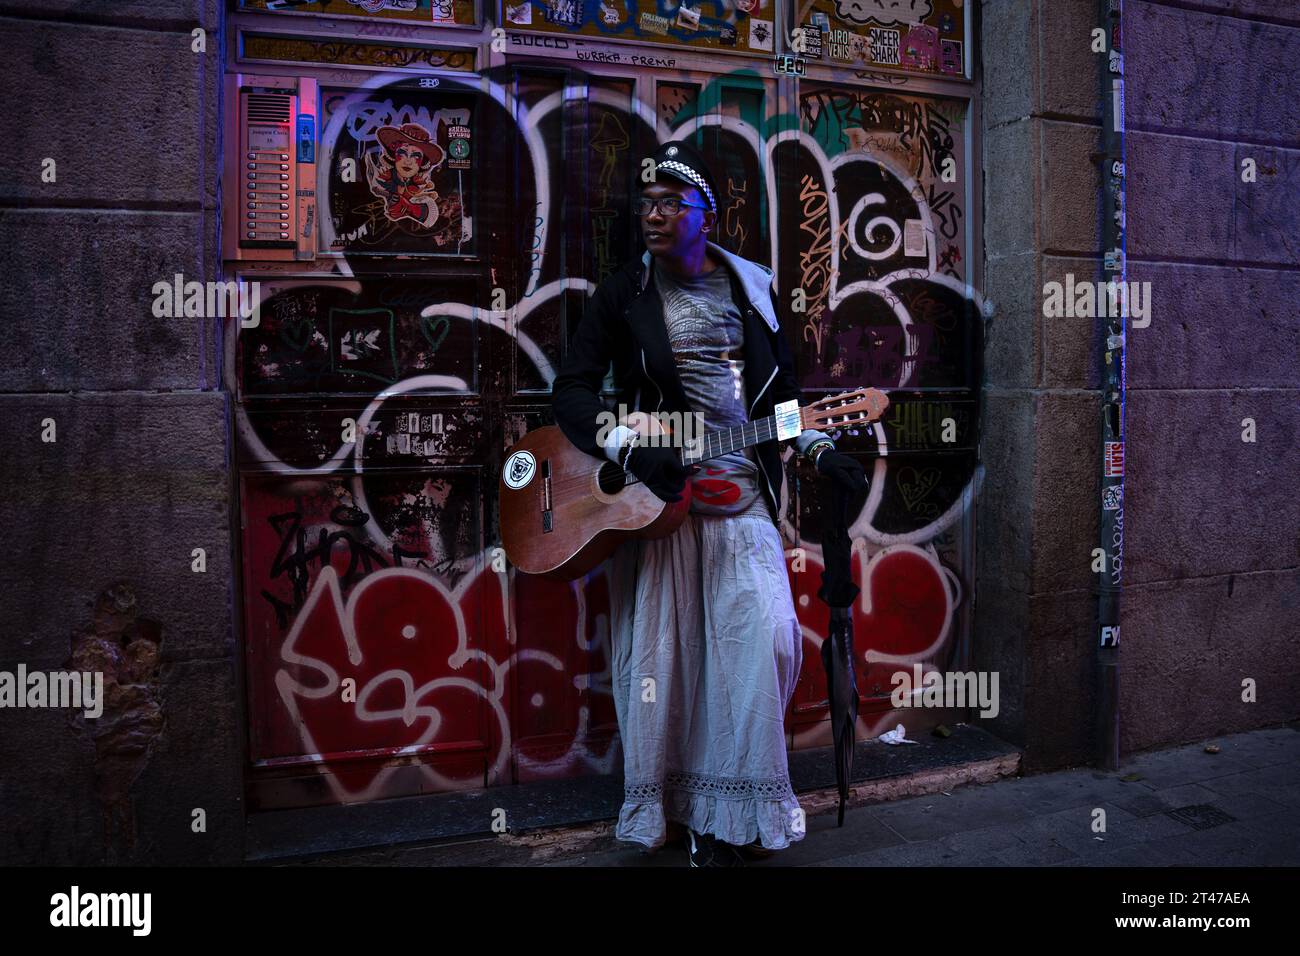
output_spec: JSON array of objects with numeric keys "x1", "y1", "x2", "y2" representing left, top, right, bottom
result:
[{"x1": 603, "y1": 424, "x2": 637, "y2": 463}]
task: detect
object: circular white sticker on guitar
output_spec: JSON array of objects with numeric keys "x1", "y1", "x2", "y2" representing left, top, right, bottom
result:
[{"x1": 503, "y1": 450, "x2": 537, "y2": 490}]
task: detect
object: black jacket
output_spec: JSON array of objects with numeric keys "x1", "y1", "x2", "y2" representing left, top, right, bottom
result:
[{"x1": 551, "y1": 240, "x2": 833, "y2": 521}]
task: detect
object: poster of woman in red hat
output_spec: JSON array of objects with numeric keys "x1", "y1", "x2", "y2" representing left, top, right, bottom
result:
[
  {"x1": 367, "y1": 122, "x2": 445, "y2": 228},
  {"x1": 325, "y1": 87, "x2": 474, "y2": 256}
]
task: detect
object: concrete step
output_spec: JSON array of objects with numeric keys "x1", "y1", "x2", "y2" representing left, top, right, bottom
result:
[{"x1": 252, "y1": 722, "x2": 1021, "y2": 865}]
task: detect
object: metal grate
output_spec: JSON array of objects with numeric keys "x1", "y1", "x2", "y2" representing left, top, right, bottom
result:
[
  {"x1": 1164, "y1": 804, "x2": 1236, "y2": 831},
  {"x1": 247, "y1": 92, "x2": 292, "y2": 123}
]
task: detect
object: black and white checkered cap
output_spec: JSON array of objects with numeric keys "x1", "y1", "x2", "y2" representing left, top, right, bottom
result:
[{"x1": 648, "y1": 139, "x2": 718, "y2": 213}]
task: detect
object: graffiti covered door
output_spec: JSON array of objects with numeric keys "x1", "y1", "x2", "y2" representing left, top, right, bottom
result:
[
  {"x1": 235, "y1": 63, "x2": 655, "y2": 807},
  {"x1": 236, "y1": 71, "x2": 533, "y2": 808}
]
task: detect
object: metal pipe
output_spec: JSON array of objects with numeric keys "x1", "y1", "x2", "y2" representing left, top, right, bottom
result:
[{"x1": 1096, "y1": 0, "x2": 1127, "y2": 771}]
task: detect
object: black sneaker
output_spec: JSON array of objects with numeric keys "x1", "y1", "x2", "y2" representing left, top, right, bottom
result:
[
  {"x1": 737, "y1": 839, "x2": 777, "y2": 861},
  {"x1": 686, "y1": 829, "x2": 746, "y2": 867}
]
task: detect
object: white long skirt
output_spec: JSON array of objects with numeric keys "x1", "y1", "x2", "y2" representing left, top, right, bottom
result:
[{"x1": 604, "y1": 504, "x2": 806, "y2": 850}]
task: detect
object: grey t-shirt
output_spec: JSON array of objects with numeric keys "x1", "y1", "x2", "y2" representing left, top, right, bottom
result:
[{"x1": 654, "y1": 258, "x2": 770, "y2": 520}]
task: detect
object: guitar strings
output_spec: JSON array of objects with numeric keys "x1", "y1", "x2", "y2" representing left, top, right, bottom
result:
[
  {"x1": 526, "y1": 427, "x2": 875, "y2": 495},
  {"x1": 530, "y1": 430, "x2": 866, "y2": 497}
]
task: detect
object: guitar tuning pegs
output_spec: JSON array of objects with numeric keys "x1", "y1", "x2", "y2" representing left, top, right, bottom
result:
[{"x1": 847, "y1": 428, "x2": 859, "y2": 437}]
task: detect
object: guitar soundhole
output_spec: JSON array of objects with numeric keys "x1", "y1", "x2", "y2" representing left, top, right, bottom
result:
[{"x1": 596, "y1": 461, "x2": 628, "y2": 496}]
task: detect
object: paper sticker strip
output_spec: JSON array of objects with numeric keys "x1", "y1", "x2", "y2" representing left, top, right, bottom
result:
[{"x1": 775, "y1": 400, "x2": 802, "y2": 441}]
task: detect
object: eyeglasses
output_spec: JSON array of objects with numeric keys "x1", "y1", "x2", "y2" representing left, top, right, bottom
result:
[{"x1": 634, "y1": 196, "x2": 710, "y2": 217}]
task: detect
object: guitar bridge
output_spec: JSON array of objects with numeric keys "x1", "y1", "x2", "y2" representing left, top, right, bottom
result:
[{"x1": 541, "y1": 458, "x2": 553, "y2": 533}]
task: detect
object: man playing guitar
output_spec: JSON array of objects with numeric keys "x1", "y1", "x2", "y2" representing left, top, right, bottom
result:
[{"x1": 550, "y1": 139, "x2": 867, "y2": 866}]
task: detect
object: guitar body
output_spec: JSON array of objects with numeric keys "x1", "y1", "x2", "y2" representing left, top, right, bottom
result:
[{"x1": 499, "y1": 413, "x2": 690, "y2": 581}]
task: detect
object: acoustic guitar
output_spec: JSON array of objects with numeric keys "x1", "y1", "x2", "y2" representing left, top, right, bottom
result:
[{"x1": 499, "y1": 388, "x2": 889, "y2": 580}]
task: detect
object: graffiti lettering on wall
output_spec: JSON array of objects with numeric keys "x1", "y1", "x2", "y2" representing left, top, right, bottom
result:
[
  {"x1": 590, "y1": 109, "x2": 632, "y2": 284},
  {"x1": 264, "y1": 563, "x2": 620, "y2": 800},
  {"x1": 723, "y1": 176, "x2": 750, "y2": 250},
  {"x1": 797, "y1": 171, "x2": 834, "y2": 358},
  {"x1": 241, "y1": 278, "x2": 474, "y2": 399},
  {"x1": 799, "y1": 89, "x2": 957, "y2": 179}
]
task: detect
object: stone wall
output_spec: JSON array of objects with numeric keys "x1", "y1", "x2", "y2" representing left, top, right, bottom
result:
[
  {"x1": 977, "y1": 0, "x2": 1299, "y2": 770},
  {"x1": 0, "y1": 0, "x2": 242, "y2": 864}
]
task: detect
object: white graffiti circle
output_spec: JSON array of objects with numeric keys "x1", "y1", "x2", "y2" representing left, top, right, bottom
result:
[{"x1": 846, "y1": 191, "x2": 903, "y2": 260}]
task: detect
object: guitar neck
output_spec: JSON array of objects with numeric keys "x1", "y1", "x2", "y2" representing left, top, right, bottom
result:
[
  {"x1": 670, "y1": 387, "x2": 886, "y2": 466},
  {"x1": 681, "y1": 413, "x2": 781, "y2": 466}
]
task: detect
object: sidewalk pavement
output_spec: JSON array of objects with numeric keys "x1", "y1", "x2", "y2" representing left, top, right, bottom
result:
[{"x1": 547, "y1": 724, "x2": 1300, "y2": 867}]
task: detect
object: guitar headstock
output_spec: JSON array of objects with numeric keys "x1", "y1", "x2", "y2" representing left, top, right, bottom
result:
[{"x1": 799, "y1": 387, "x2": 890, "y2": 432}]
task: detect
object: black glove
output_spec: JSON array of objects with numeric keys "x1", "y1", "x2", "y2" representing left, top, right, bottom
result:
[
  {"x1": 815, "y1": 449, "x2": 868, "y2": 493},
  {"x1": 625, "y1": 444, "x2": 689, "y2": 503}
]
